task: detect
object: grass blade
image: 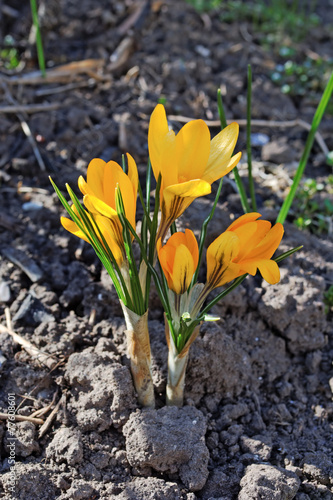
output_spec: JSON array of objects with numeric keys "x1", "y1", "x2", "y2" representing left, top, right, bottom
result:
[
  {"x1": 30, "y1": 0, "x2": 46, "y2": 77},
  {"x1": 277, "y1": 71, "x2": 333, "y2": 224}
]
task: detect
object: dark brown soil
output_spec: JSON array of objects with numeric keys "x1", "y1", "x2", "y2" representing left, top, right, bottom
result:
[{"x1": 0, "y1": 1, "x2": 333, "y2": 499}]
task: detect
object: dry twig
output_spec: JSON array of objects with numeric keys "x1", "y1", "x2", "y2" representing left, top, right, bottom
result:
[
  {"x1": 38, "y1": 393, "x2": 66, "y2": 439},
  {"x1": 0, "y1": 103, "x2": 61, "y2": 114},
  {"x1": 0, "y1": 412, "x2": 44, "y2": 425}
]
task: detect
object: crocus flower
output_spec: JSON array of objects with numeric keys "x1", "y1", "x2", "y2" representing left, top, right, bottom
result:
[
  {"x1": 157, "y1": 229, "x2": 199, "y2": 295},
  {"x1": 61, "y1": 206, "x2": 123, "y2": 266},
  {"x1": 206, "y1": 212, "x2": 284, "y2": 288},
  {"x1": 77, "y1": 153, "x2": 138, "y2": 245},
  {"x1": 148, "y1": 104, "x2": 242, "y2": 233}
]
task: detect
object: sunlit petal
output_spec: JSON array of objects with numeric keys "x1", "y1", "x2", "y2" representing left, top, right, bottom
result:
[
  {"x1": 257, "y1": 259, "x2": 281, "y2": 284},
  {"x1": 61, "y1": 216, "x2": 89, "y2": 243},
  {"x1": 176, "y1": 120, "x2": 210, "y2": 181},
  {"x1": 227, "y1": 212, "x2": 261, "y2": 231},
  {"x1": 202, "y1": 151, "x2": 242, "y2": 185},
  {"x1": 245, "y1": 223, "x2": 284, "y2": 260},
  {"x1": 84, "y1": 194, "x2": 118, "y2": 219},
  {"x1": 85, "y1": 158, "x2": 106, "y2": 199}
]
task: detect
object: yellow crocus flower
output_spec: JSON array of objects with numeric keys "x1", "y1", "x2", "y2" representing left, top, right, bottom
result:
[
  {"x1": 157, "y1": 229, "x2": 199, "y2": 295},
  {"x1": 77, "y1": 153, "x2": 138, "y2": 244},
  {"x1": 206, "y1": 212, "x2": 284, "y2": 288},
  {"x1": 148, "y1": 104, "x2": 242, "y2": 233},
  {"x1": 61, "y1": 206, "x2": 123, "y2": 266}
]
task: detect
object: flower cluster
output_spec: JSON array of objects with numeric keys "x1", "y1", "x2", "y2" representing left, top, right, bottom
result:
[{"x1": 52, "y1": 103, "x2": 287, "y2": 408}]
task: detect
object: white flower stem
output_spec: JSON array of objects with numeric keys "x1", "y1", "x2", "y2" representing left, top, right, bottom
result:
[
  {"x1": 166, "y1": 348, "x2": 189, "y2": 407},
  {"x1": 121, "y1": 303, "x2": 155, "y2": 408},
  {"x1": 165, "y1": 316, "x2": 201, "y2": 407}
]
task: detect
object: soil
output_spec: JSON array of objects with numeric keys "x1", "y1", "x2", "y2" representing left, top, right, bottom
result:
[{"x1": 0, "y1": 1, "x2": 333, "y2": 499}]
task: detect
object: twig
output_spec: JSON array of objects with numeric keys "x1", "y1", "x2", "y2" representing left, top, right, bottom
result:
[
  {"x1": 0, "y1": 412, "x2": 44, "y2": 425},
  {"x1": 38, "y1": 393, "x2": 65, "y2": 439},
  {"x1": 30, "y1": 390, "x2": 58, "y2": 418},
  {"x1": 168, "y1": 115, "x2": 329, "y2": 156},
  {"x1": 1, "y1": 308, "x2": 58, "y2": 370},
  {"x1": 4, "y1": 58, "x2": 106, "y2": 86},
  {"x1": 1, "y1": 81, "x2": 46, "y2": 171},
  {"x1": 0, "y1": 103, "x2": 61, "y2": 114},
  {"x1": 35, "y1": 80, "x2": 96, "y2": 97}
]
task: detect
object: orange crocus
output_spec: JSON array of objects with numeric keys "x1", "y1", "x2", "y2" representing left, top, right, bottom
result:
[
  {"x1": 148, "y1": 104, "x2": 242, "y2": 233},
  {"x1": 206, "y1": 212, "x2": 284, "y2": 288},
  {"x1": 157, "y1": 229, "x2": 199, "y2": 295},
  {"x1": 77, "y1": 153, "x2": 138, "y2": 245},
  {"x1": 61, "y1": 206, "x2": 123, "y2": 266}
]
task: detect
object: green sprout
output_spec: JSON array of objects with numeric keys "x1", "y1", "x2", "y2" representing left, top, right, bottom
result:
[
  {"x1": 293, "y1": 176, "x2": 333, "y2": 235},
  {"x1": 324, "y1": 286, "x2": 333, "y2": 315}
]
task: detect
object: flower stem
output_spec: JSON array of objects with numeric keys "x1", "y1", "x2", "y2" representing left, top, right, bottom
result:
[
  {"x1": 166, "y1": 349, "x2": 189, "y2": 407},
  {"x1": 165, "y1": 317, "x2": 201, "y2": 407},
  {"x1": 121, "y1": 304, "x2": 155, "y2": 408}
]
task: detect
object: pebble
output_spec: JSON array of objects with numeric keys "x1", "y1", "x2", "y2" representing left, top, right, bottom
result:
[
  {"x1": 0, "y1": 281, "x2": 11, "y2": 303},
  {"x1": 22, "y1": 202, "x2": 43, "y2": 211},
  {"x1": 251, "y1": 132, "x2": 270, "y2": 146}
]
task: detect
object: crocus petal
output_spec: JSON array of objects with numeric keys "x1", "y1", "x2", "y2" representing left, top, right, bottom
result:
[
  {"x1": 157, "y1": 238, "x2": 175, "y2": 277},
  {"x1": 84, "y1": 158, "x2": 106, "y2": 198},
  {"x1": 103, "y1": 161, "x2": 137, "y2": 228},
  {"x1": 176, "y1": 120, "x2": 210, "y2": 181},
  {"x1": 126, "y1": 153, "x2": 139, "y2": 202},
  {"x1": 206, "y1": 231, "x2": 240, "y2": 288},
  {"x1": 245, "y1": 223, "x2": 284, "y2": 260},
  {"x1": 61, "y1": 216, "x2": 90, "y2": 243},
  {"x1": 148, "y1": 104, "x2": 178, "y2": 186},
  {"x1": 256, "y1": 259, "x2": 281, "y2": 284},
  {"x1": 84, "y1": 194, "x2": 118, "y2": 219},
  {"x1": 171, "y1": 244, "x2": 196, "y2": 294},
  {"x1": 95, "y1": 214, "x2": 123, "y2": 266},
  {"x1": 233, "y1": 220, "x2": 272, "y2": 261},
  {"x1": 202, "y1": 122, "x2": 240, "y2": 183},
  {"x1": 202, "y1": 151, "x2": 242, "y2": 185},
  {"x1": 227, "y1": 212, "x2": 262, "y2": 231},
  {"x1": 162, "y1": 179, "x2": 211, "y2": 221},
  {"x1": 184, "y1": 229, "x2": 199, "y2": 269}
]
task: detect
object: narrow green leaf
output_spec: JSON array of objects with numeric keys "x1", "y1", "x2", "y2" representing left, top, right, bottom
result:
[
  {"x1": 217, "y1": 88, "x2": 227, "y2": 130},
  {"x1": 30, "y1": 0, "x2": 46, "y2": 77},
  {"x1": 277, "y1": 71, "x2": 333, "y2": 224}
]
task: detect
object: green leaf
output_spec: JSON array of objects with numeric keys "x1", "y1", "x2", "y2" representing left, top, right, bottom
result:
[{"x1": 277, "y1": 71, "x2": 333, "y2": 224}]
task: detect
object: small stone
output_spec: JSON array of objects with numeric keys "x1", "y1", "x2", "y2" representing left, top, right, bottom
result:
[
  {"x1": 22, "y1": 202, "x2": 43, "y2": 211},
  {"x1": 1, "y1": 246, "x2": 43, "y2": 282},
  {"x1": 251, "y1": 132, "x2": 270, "y2": 146},
  {"x1": 0, "y1": 281, "x2": 11, "y2": 303},
  {"x1": 0, "y1": 351, "x2": 7, "y2": 372},
  {"x1": 12, "y1": 292, "x2": 55, "y2": 326}
]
